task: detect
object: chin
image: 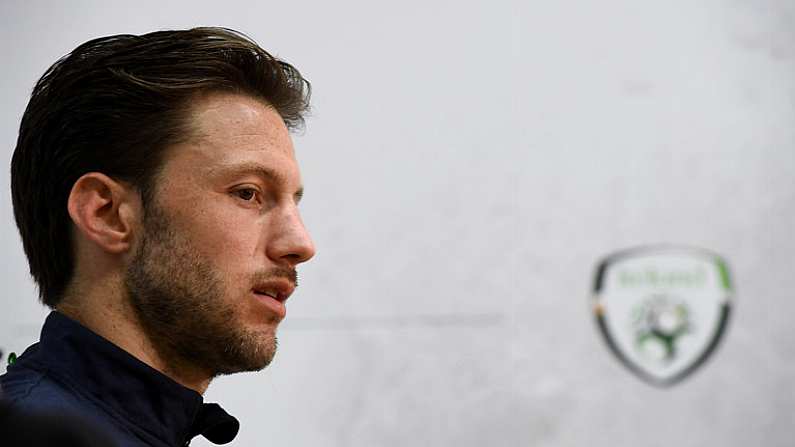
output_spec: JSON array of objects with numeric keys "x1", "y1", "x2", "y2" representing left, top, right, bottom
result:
[{"x1": 215, "y1": 327, "x2": 278, "y2": 375}]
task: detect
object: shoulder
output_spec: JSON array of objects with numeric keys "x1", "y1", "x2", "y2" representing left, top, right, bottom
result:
[
  {"x1": 1, "y1": 361, "x2": 89, "y2": 415},
  {"x1": 2, "y1": 364, "x2": 157, "y2": 447},
  {"x1": 2, "y1": 365, "x2": 141, "y2": 446},
  {"x1": 0, "y1": 399, "x2": 119, "y2": 447}
]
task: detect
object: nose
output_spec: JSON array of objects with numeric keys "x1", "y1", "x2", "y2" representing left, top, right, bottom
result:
[{"x1": 267, "y1": 205, "x2": 316, "y2": 267}]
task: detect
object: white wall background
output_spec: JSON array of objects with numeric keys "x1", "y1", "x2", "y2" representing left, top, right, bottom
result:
[{"x1": 1, "y1": 0, "x2": 794, "y2": 445}]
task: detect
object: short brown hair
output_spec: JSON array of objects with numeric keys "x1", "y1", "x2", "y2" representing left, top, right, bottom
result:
[{"x1": 11, "y1": 27, "x2": 311, "y2": 307}]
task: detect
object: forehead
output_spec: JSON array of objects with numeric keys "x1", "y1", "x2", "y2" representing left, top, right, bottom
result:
[
  {"x1": 186, "y1": 92, "x2": 294, "y2": 156},
  {"x1": 158, "y1": 92, "x2": 299, "y2": 182}
]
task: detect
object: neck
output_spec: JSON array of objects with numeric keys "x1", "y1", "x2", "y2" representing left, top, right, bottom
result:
[{"x1": 58, "y1": 278, "x2": 212, "y2": 394}]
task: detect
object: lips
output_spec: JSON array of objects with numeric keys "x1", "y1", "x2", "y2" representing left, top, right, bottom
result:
[
  {"x1": 254, "y1": 290, "x2": 280, "y2": 300},
  {"x1": 251, "y1": 279, "x2": 295, "y2": 320},
  {"x1": 252, "y1": 280, "x2": 295, "y2": 303}
]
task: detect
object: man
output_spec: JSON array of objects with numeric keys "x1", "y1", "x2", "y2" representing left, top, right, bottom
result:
[{"x1": 0, "y1": 27, "x2": 316, "y2": 446}]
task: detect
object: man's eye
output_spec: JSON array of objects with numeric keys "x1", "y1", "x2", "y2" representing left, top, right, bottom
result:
[{"x1": 234, "y1": 189, "x2": 257, "y2": 202}]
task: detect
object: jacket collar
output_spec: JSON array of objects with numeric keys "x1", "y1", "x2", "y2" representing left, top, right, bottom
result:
[{"x1": 33, "y1": 311, "x2": 239, "y2": 445}]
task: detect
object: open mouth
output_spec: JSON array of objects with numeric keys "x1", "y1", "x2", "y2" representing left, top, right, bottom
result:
[
  {"x1": 253, "y1": 289, "x2": 289, "y2": 303},
  {"x1": 252, "y1": 289, "x2": 288, "y2": 319},
  {"x1": 254, "y1": 290, "x2": 280, "y2": 300},
  {"x1": 252, "y1": 280, "x2": 294, "y2": 303}
]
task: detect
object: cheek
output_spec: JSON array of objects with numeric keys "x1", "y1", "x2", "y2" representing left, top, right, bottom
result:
[
  {"x1": 163, "y1": 186, "x2": 266, "y2": 269},
  {"x1": 190, "y1": 207, "x2": 264, "y2": 265}
]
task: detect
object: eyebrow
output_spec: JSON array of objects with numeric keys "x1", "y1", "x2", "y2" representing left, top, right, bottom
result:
[{"x1": 208, "y1": 162, "x2": 304, "y2": 203}]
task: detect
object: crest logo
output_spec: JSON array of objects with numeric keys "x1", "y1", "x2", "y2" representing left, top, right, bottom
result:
[{"x1": 593, "y1": 246, "x2": 732, "y2": 386}]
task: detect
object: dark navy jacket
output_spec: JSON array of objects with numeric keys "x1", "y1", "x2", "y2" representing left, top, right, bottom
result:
[{"x1": 0, "y1": 312, "x2": 239, "y2": 446}]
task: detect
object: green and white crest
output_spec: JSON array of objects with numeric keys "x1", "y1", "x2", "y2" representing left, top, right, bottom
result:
[{"x1": 593, "y1": 246, "x2": 732, "y2": 386}]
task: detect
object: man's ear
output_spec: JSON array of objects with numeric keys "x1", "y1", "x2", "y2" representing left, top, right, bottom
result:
[{"x1": 67, "y1": 172, "x2": 141, "y2": 254}]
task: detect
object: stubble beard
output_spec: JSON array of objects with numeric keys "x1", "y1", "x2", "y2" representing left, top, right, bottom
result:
[{"x1": 124, "y1": 202, "x2": 278, "y2": 378}]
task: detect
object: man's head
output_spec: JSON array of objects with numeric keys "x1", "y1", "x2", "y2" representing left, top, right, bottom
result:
[{"x1": 11, "y1": 28, "x2": 316, "y2": 376}]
